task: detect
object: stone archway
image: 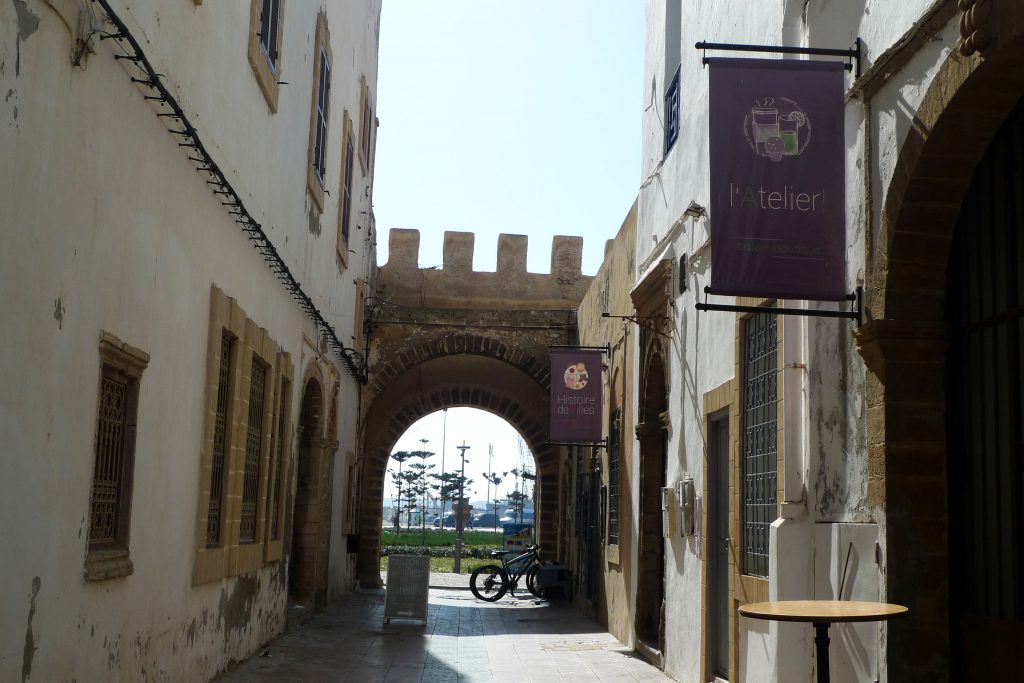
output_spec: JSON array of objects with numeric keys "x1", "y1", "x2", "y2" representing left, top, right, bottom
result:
[
  {"x1": 856, "y1": 20, "x2": 1024, "y2": 681},
  {"x1": 634, "y1": 339, "x2": 668, "y2": 658},
  {"x1": 290, "y1": 373, "x2": 334, "y2": 609},
  {"x1": 357, "y1": 346, "x2": 563, "y2": 587}
]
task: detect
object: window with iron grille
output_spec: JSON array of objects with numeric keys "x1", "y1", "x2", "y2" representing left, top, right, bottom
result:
[
  {"x1": 206, "y1": 334, "x2": 233, "y2": 547},
  {"x1": 608, "y1": 409, "x2": 621, "y2": 545},
  {"x1": 87, "y1": 333, "x2": 148, "y2": 581},
  {"x1": 741, "y1": 312, "x2": 778, "y2": 578},
  {"x1": 342, "y1": 133, "x2": 354, "y2": 244},
  {"x1": 258, "y1": 0, "x2": 281, "y2": 72},
  {"x1": 359, "y1": 77, "x2": 374, "y2": 173},
  {"x1": 90, "y1": 372, "x2": 130, "y2": 547},
  {"x1": 268, "y1": 377, "x2": 289, "y2": 541},
  {"x1": 664, "y1": 66, "x2": 680, "y2": 155},
  {"x1": 312, "y1": 48, "x2": 331, "y2": 186},
  {"x1": 240, "y1": 357, "x2": 268, "y2": 544}
]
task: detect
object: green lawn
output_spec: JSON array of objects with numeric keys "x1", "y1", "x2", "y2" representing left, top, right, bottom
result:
[
  {"x1": 379, "y1": 555, "x2": 495, "y2": 573},
  {"x1": 380, "y1": 529, "x2": 504, "y2": 547}
]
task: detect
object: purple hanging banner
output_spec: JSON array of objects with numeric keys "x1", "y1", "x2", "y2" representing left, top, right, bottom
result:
[
  {"x1": 550, "y1": 348, "x2": 603, "y2": 443},
  {"x1": 708, "y1": 58, "x2": 846, "y2": 301}
]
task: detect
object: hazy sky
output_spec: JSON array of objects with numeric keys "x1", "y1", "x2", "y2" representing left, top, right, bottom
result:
[
  {"x1": 375, "y1": 1, "x2": 642, "y2": 508},
  {"x1": 373, "y1": 0, "x2": 643, "y2": 276}
]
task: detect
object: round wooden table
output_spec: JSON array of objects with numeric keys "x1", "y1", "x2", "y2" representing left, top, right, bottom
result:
[{"x1": 738, "y1": 600, "x2": 909, "y2": 683}]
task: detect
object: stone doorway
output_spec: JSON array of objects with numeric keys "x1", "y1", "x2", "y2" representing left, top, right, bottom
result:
[
  {"x1": 635, "y1": 348, "x2": 667, "y2": 660},
  {"x1": 289, "y1": 376, "x2": 331, "y2": 610}
]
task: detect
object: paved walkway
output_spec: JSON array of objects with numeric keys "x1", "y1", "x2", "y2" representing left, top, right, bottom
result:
[{"x1": 216, "y1": 586, "x2": 674, "y2": 682}]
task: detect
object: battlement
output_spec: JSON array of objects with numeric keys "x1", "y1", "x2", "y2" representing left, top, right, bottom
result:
[{"x1": 379, "y1": 229, "x2": 592, "y2": 310}]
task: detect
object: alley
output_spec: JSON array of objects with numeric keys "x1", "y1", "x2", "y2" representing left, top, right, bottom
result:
[{"x1": 217, "y1": 582, "x2": 672, "y2": 683}]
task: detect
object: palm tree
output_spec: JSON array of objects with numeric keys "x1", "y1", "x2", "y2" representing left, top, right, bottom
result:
[{"x1": 482, "y1": 471, "x2": 507, "y2": 530}]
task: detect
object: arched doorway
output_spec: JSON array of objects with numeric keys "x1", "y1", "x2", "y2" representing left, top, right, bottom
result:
[
  {"x1": 635, "y1": 345, "x2": 667, "y2": 658},
  {"x1": 289, "y1": 377, "x2": 329, "y2": 609},
  {"x1": 945, "y1": 96, "x2": 1024, "y2": 679},
  {"x1": 856, "y1": 25, "x2": 1024, "y2": 681},
  {"x1": 356, "y1": 349, "x2": 561, "y2": 587}
]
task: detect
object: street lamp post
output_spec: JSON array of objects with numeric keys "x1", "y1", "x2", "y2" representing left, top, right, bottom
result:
[
  {"x1": 453, "y1": 441, "x2": 470, "y2": 574},
  {"x1": 419, "y1": 438, "x2": 430, "y2": 545}
]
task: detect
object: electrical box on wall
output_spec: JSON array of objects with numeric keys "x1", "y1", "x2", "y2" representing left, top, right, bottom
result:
[
  {"x1": 661, "y1": 486, "x2": 674, "y2": 538},
  {"x1": 677, "y1": 476, "x2": 695, "y2": 536}
]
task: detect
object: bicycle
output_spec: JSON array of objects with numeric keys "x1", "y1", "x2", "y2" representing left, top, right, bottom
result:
[{"x1": 469, "y1": 544, "x2": 544, "y2": 601}]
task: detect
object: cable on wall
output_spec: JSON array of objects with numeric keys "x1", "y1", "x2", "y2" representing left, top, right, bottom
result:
[{"x1": 90, "y1": 0, "x2": 367, "y2": 384}]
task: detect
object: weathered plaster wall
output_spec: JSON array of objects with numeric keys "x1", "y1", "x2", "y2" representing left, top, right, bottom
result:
[
  {"x1": 576, "y1": 201, "x2": 638, "y2": 646},
  {"x1": 0, "y1": 0, "x2": 378, "y2": 679},
  {"x1": 637, "y1": 1, "x2": 969, "y2": 681}
]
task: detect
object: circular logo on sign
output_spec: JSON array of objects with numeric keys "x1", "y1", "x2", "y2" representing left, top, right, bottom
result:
[
  {"x1": 744, "y1": 97, "x2": 810, "y2": 162},
  {"x1": 563, "y1": 362, "x2": 589, "y2": 390}
]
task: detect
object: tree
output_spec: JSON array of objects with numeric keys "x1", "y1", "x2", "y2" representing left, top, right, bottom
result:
[
  {"x1": 389, "y1": 450, "x2": 431, "y2": 529},
  {"x1": 406, "y1": 460, "x2": 435, "y2": 529},
  {"x1": 482, "y1": 471, "x2": 507, "y2": 530},
  {"x1": 507, "y1": 490, "x2": 529, "y2": 522},
  {"x1": 432, "y1": 471, "x2": 473, "y2": 521}
]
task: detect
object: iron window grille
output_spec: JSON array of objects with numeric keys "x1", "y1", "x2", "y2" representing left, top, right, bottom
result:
[
  {"x1": 258, "y1": 0, "x2": 281, "y2": 72},
  {"x1": 268, "y1": 377, "x2": 289, "y2": 541},
  {"x1": 90, "y1": 373, "x2": 130, "y2": 546},
  {"x1": 341, "y1": 134, "x2": 354, "y2": 244},
  {"x1": 664, "y1": 65, "x2": 681, "y2": 155},
  {"x1": 741, "y1": 312, "x2": 778, "y2": 578},
  {"x1": 240, "y1": 357, "x2": 268, "y2": 544},
  {"x1": 206, "y1": 334, "x2": 233, "y2": 547},
  {"x1": 312, "y1": 47, "x2": 331, "y2": 186},
  {"x1": 608, "y1": 409, "x2": 621, "y2": 545}
]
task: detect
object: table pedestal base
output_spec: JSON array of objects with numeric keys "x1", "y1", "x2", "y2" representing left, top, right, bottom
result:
[{"x1": 814, "y1": 622, "x2": 831, "y2": 683}]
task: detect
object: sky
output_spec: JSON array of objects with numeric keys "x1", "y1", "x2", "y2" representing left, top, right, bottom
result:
[
  {"x1": 384, "y1": 408, "x2": 535, "y2": 510},
  {"x1": 373, "y1": 0, "x2": 643, "y2": 276},
  {"x1": 374, "y1": 2, "x2": 642, "y2": 512}
]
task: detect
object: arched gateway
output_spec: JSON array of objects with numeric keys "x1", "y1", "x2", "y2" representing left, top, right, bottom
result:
[{"x1": 355, "y1": 229, "x2": 593, "y2": 586}]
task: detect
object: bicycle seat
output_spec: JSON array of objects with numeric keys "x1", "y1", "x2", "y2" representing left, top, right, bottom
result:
[{"x1": 489, "y1": 550, "x2": 512, "y2": 557}]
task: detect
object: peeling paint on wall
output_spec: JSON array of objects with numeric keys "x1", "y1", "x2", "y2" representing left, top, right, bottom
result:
[
  {"x1": 219, "y1": 574, "x2": 259, "y2": 644},
  {"x1": 11, "y1": 0, "x2": 39, "y2": 77},
  {"x1": 21, "y1": 576, "x2": 40, "y2": 683}
]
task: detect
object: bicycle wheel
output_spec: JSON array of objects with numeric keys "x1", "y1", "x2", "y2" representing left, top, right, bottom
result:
[
  {"x1": 470, "y1": 564, "x2": 508, "y2": 602},
  {"x1": 525, "y1": 565, "x2": 544, "y2": 599}
]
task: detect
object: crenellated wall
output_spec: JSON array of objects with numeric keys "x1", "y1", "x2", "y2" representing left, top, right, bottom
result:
[{"x1": 378, "y1": 229, "x2": 593, "y2": 309}]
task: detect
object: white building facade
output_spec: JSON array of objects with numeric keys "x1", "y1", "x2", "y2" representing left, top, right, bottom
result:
[
  {"x1": 630, "y1": 1, "x2": 1024, "y2": 681},
  {"x1": 0, "y1": 0, "x2": 380, "y2": 679}
]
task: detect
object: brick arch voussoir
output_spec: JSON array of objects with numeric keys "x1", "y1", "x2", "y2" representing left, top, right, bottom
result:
[
  {"x1": 365, "y1": 333, "x2": 552, "y2": 406},
  {"x1": 878, "y1": 38, "x2": 1024, "y2": 321}
]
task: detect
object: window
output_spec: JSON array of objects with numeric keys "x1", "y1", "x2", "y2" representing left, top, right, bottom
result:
[
  {"x1": 258, "y1": 0, "x2": 282, "y2": 72},
  {"x1": 306, "y1": 13, "x2": 333, "y2": 211},
  {"x1": 247, "y1": 0, "x2": 285, "y2": 112},
  {"x1": 664, "y1": 67, "x2": 680, "y2": 154},
  {"x1": 205, "y1": 333, "x2": 234, "y2": 547},
  {"x1": 663, "y1": 0, "x2": 681, "y2": 155},
  {"x1": 240, "y1": 356, "x2": 269, "y2": 543},
  {"x1": 358, "y1": 76, "x2": 374, "y2": 174},
  {"x1": 85, "y1": 332, "x2": 149, "y2": 582},
  {"x1": 741, "y1": 312, "x2": 778, "y2": 578},
  {"x1": 607, "y1": 408, "x2": 621, "y2": 545},
  {"x1": 337, "y1": 110, "x2": 355, "y2": 267},
  {"x1": 194, "y1": 287, "x2": 294, "y2": 583}
]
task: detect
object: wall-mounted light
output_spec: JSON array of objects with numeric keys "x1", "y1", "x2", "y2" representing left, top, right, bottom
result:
[{"x1": 684, "y1": 201, "x2": 706, "y2": 218}]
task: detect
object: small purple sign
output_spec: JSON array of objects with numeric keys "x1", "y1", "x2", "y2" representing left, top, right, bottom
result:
[
  {"x1": 550, "y1": 349, "x2": 602, "y2": 443},
  {"x1": 709, "y1": 58, "x2": 846, "y2": 301}
]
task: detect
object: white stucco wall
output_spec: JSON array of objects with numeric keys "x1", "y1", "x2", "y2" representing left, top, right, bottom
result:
[
  {"x1": 636, "y1": 1, "x2": 965, "y2": 681},
  {"x1": 0, "y1": 0, "x2": 378, "y2": 680}
]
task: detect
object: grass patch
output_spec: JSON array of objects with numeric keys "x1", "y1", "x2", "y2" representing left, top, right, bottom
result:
[
  {"x1": 380, "y1": 555, "x2": 495, "y2": 574},
  {"x1": 380, "y1": 529, "x2": 504, "y2": 547}
]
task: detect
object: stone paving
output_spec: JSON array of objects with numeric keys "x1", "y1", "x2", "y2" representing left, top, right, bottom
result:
[{"x1": 217, "y1": 583, "x2": 674, "y2": 682}]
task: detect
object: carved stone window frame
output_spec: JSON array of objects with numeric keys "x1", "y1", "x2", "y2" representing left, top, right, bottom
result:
[
  {"x1": 248, "y1": 0, "x2": 286, "y2": 113},
  {"x1": 85, "y1": 332, "x2": 150, "y2": 582}
]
